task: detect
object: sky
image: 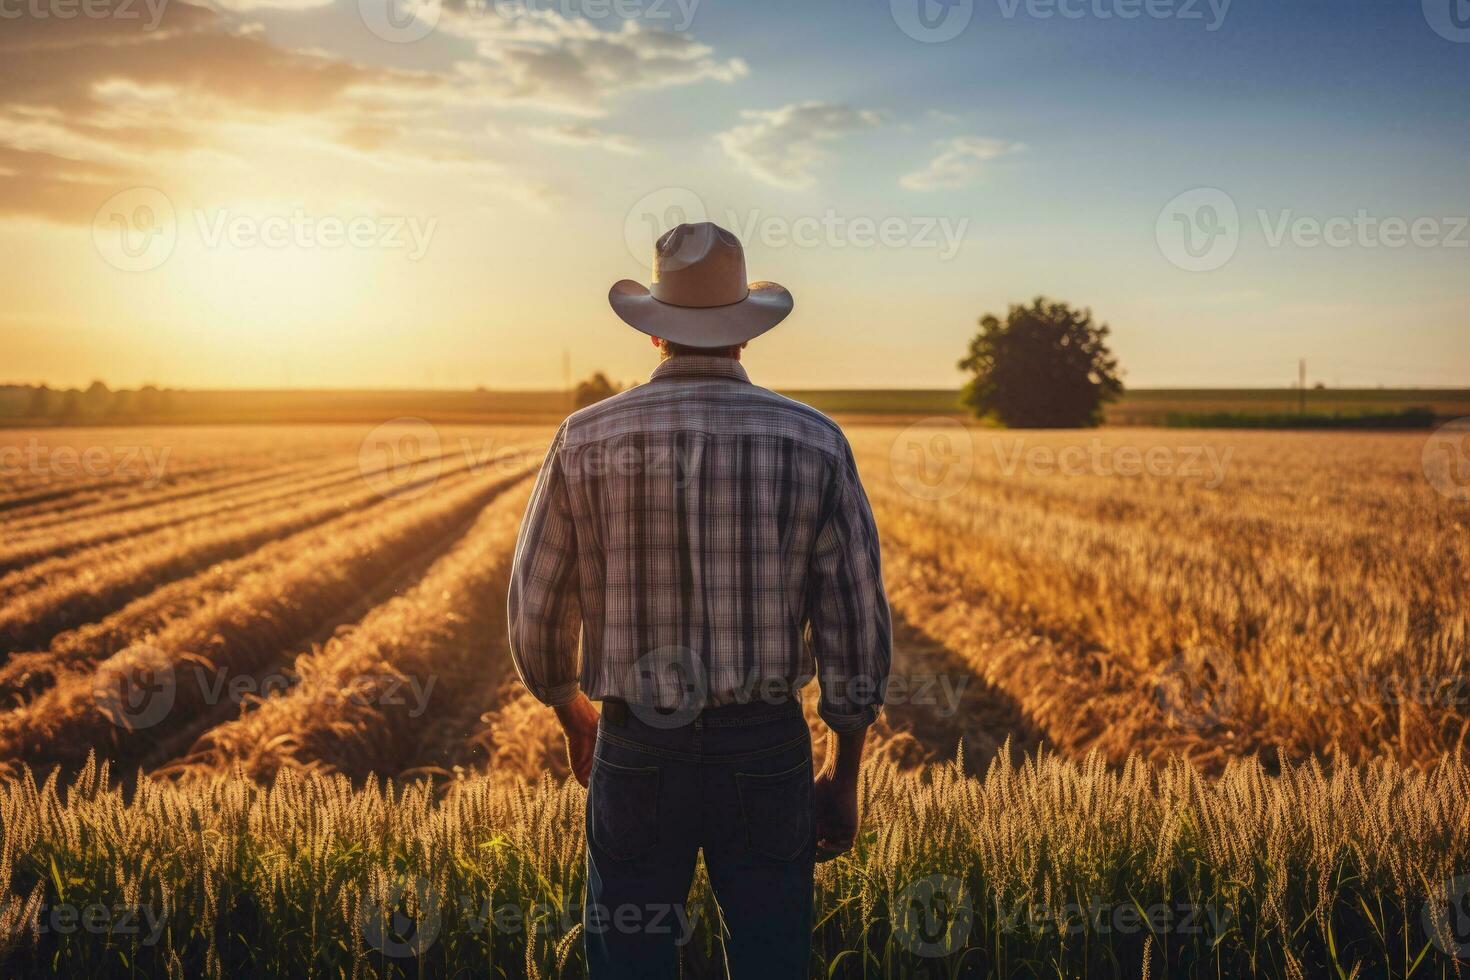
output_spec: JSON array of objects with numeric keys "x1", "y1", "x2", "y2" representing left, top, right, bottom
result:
[{"x1": 1, "y1": 0, "x2": 1467, "y2": 391}]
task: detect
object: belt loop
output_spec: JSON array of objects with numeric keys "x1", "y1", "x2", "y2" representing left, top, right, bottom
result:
[{"x1": 603, "y1": 700, "x2": 629, "y2": 727}]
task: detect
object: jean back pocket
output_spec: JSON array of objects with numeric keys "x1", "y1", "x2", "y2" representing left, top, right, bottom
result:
[
  {"x1": 735, "y1": 758, "x2": 813, "y2": 862},
  {"x1": 590, "y1": 756, "x2": 660, "y2": 861}
]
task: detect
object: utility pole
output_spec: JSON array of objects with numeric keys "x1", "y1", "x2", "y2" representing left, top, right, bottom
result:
[
  {"x1": 1298, "y1": 358, "x2": 1307, "y2": 415},
  {"x1": 563, "y1": 349, "x2": 572, "y2": 409}
]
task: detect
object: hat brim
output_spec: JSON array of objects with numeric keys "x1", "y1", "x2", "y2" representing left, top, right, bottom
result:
[{"x1": 608, "y1": 279, "x2": 793, "y2": 347}]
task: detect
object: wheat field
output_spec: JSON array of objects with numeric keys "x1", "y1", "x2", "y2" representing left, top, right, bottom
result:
[{"x1": 0, "y1": 422, "x2": 1466, "y2": 977}]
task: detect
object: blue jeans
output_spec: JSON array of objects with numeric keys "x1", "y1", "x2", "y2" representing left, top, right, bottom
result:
[{"x1": 583, "y1": 699, "x2": 815, "y2": 978}]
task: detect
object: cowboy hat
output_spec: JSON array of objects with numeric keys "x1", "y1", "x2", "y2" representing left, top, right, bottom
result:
[{"x1": 608, "y1": 222, "x2": 794, "y2": 347}]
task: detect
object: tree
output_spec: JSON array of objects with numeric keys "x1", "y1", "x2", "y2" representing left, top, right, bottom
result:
[
  {"x1": 83, "y1": 380, "x2": 112, "y2": 416},
  {"x1": 27, "y1": 385, "x2": 52, "y2": 418},
  {"x1": 958, "y1": 297, "x2": 1123, "y2": 428},
  {"x1": 573, "y1": 372, "x2": 621, "y2": 410},
  {"x1": 137, "y1": 385, "x2": 162, "y2": 415}
]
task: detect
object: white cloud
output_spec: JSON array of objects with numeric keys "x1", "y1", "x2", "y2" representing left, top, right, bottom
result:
[
  {"x1": 527, "y1": 122, "x2": 641, "y2": 154},
  {"x1": 444, "y1": 13, "x2": 746, "y2": 114},
  {"x1": 716, "y1": 101, "x2": 881, "y2": 190},
  {"x1": 900, "y1": 136, "x2": 1023, "y2": 191}
]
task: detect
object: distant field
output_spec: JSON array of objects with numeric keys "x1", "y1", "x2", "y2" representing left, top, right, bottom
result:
[
  {"x1": 5, "y1": 384, "x2": 1466, "y2": 427},
  {"x1": 799, "y1": 387, "x2": 1470, "y2": 425}
]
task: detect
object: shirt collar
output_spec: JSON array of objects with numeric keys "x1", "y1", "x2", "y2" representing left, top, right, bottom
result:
[{"x1": 649, "y1": 355, "x2": 751, "y2": 385}]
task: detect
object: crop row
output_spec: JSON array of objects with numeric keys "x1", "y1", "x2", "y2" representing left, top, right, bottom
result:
[
  {"x1": 169, "y1": 480, "x2": 535, "y2": 779},
  {"x1": 0, "y1": 462, "x2": 534, "y2": 777},
  {"x1": 857, "y1": 427, "x2": 1470, "y2": 768}
]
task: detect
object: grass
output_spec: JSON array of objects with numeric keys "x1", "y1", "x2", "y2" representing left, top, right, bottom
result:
[
  {"x1": 1162, "y1": 408, "x2": 1435, "y2": 429},
  {"x1": 1, "y1": 749, "x2": 1467, "y2": 978}
]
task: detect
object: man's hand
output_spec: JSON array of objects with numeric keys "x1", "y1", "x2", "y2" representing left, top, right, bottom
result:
[
  {"x1": 554, "y1": 694, "x2": 599, "y2": 787},
  {"x1": 813, "y1": 770, "x2": 858, "y2": 859},
  {"x1": 813, "y1": 726, "x2": 868, "y2": 861}
]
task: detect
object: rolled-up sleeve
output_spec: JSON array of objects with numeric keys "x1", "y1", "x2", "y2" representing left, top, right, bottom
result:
[
  {"x1": 806, "y1": 441, "x2": 893, "y2": 732},
  {"x1": 507, "y1": 425, "x2": 582, "y2": 706}
]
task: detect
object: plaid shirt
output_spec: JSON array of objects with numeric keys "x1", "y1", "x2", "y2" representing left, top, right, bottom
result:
[{"x1": 507, "y1": 355, "x2": 892, "y2": 732}]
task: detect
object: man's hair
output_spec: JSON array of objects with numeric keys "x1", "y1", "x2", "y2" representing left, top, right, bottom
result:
[{"x1": 659, "y1": 339, "x2": 742, "y2": 359}]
